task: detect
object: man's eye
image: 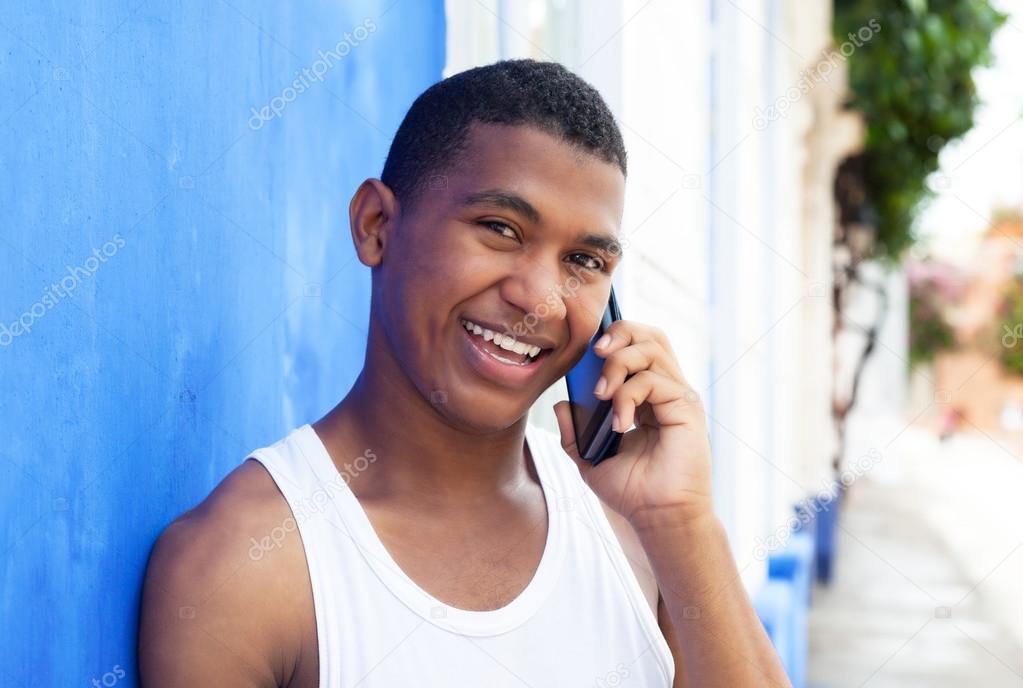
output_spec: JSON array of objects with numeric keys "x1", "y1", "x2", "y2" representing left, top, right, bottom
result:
[
  {"x1": 568, "y1": 253, "x2": 607, "y2": 272},
  {"x1": 480, "y1": 220, "x2": 517, "y2": 240}
]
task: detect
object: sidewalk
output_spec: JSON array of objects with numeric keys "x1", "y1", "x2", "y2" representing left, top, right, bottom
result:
[{"x1": 806, "y1": 426, "x2": 1023, "y2": 687}]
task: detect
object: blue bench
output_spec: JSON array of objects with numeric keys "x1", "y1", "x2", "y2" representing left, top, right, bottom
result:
[{"x1": 754, "y1": 521, "x2": 816, "y2": 686}]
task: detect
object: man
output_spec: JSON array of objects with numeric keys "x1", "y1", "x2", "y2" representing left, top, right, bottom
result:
[{"x1": 139, "y1": 59, "x2": 789, "y2": 687}]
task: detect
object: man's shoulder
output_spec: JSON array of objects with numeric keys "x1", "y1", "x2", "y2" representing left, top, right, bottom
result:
[
  {"x1": 139, "y1": 459, "x2": 313, "y2": 686},
  {"x1": 146, "y1": 458, "x2": 310, "y2": 612},
  {"x1": 155, "y1": 458, "x2": 296, "y2": 569}
]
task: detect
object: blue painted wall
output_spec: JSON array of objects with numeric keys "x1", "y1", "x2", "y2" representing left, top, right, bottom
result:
[{"x1": 0, "y1": 2, "x2": 445, "y2": 684}]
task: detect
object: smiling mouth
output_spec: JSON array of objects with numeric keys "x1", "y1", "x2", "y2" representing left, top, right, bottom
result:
[{"x1": 459, "y1": 318, "x2": 548, "y2": 366}]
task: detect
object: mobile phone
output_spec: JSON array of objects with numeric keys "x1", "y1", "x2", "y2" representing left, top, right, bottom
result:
[{"x1": 565, "y1": 287, "x2": 627, "y2": 465}]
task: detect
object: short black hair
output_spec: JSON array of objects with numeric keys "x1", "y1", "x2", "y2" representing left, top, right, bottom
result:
[{"x1": 381, "y1": 59, "x2": 627, "y2": 212}]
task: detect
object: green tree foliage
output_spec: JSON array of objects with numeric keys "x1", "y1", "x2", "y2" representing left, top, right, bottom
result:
[{"x1": 834, "y1": 0, "x2": 1006, "y2": 263}]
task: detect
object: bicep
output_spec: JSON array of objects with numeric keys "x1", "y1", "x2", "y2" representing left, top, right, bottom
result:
[{"x1": 138, "y1": 517, "x2": 278, "y2": 688}]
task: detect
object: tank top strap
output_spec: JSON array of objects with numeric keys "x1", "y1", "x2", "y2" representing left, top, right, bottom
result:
[{"x1": 524, "y1": 423, "x2": 673, "y2": 678}]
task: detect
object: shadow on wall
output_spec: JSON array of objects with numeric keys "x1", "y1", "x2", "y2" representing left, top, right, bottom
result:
[{"x1": 0, "y1": 2, "x2": 445, "y2": 685}]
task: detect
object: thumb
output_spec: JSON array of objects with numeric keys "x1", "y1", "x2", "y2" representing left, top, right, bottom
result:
[{"x1": 553, "y1": 400, "x2": 590, "y2": 476}]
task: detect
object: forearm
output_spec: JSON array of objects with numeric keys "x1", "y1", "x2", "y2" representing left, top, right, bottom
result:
[{"x1": 633, "y1": 508, "x2": 791, "y2": 688}]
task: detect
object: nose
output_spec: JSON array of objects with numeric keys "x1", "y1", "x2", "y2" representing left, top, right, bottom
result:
[{"x1": 498, "y1": 256, "x2": 568, "y2": 326}]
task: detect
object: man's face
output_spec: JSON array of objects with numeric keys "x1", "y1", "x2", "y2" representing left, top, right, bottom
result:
[{"x1": 375, "y1": 122, "x2": 626, "y2": 432}]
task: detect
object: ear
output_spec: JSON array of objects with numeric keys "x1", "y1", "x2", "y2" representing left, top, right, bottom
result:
[{"x1": 348, "y1": 178, "x2": 399, "y2": 268}]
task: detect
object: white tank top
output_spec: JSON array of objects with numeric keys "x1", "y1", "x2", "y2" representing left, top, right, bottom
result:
[{"x1": 246, "y1": 422, "x2": 675, "y2": 687}]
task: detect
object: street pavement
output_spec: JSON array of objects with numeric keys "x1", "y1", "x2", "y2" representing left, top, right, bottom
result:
[{"x1": 807, "y1": 425, "x2": 1023, "y2": 687}]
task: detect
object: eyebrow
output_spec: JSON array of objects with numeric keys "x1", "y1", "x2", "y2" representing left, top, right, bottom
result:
[
  {"x1": 460, "y1": 189, "x2": 541, "y2": 224},
  {"x1": 459, "y1": 188, "x2": 624, "y2": 260}
]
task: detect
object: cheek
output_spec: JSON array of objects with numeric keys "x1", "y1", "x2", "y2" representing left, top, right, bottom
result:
[
  {"x1": 572, "y1": 290, "x2": 609, "y2": 333},
  {"x1": 381, "y1": 230, "x2": 457, "y2": 308},
  {"x1": 379, "y1": 228, "x2": 491, "y2": 340},
  {"x1": 419, "y1": 227, "x2": 507, "y2": 291},
  {"x1": 392, "y1": 223, "x2": 479, "y2": 283},
  {"x1": 557, "y1": 290, "x2": 607, "y2": 363}
]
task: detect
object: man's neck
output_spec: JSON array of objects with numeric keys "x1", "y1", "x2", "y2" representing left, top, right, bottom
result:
[{"x1": 313, "y1": 367, "x2": 538, "y2": 511}]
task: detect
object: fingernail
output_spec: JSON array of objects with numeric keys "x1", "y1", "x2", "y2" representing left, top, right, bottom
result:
[
  {"x1": 594, "y1": 376, "x2": 607, "y2": 396},
  {"x1": 612, "y1": 413, "x2": 621, "y2": 432},
  {"x1": 595, "y1": 334, "x2": 611, "y2": 350}
]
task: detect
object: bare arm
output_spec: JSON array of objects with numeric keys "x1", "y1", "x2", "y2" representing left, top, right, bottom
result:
[
  {"x1": 657, "y1": 593, "x2": 689, "y2": 688},
  {"x1": 138, "y1": 462, "x2": 307, "y2": 687},
  {"x1": 553, "y1": 319, "x2": 789, "y2": 687},
  {"x1": 636, "y1": 510, "x2": 790, "y2": 687}
]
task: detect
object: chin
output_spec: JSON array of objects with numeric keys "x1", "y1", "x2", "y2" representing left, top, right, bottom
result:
[{"x1": 432, "y1": 390, "x2": 532, "y2": 435}]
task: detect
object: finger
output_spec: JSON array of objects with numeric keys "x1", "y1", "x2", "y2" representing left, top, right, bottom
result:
[
  {"x1": 661, "y1": 386, "x2": 706, "y2": 427},
  {"x1": 610, "y1": 370, "x2": 704, "y2": 431},
  {"x1": 594, "y1": 340, "x2": 681, "y2": 400},
  {"x1": 596, "y1": 321, "x2": 675, "y2": 360},
  {"x1": 595, "y1": 322, "x2": 686, "y2": 384}
]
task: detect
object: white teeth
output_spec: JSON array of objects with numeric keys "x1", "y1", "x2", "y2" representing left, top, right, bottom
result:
[{"x1": 460, "y1": 319, "x2": 543, "y2": 360}]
